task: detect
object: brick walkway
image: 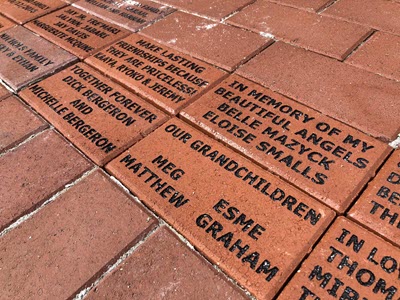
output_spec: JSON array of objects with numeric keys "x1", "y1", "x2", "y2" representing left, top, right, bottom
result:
[{"x1": 0, "y1": 0, "x2": 399, "y2": 299}]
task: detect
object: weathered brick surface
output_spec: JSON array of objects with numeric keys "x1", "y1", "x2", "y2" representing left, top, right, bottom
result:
[
  {"x1": 0, "y1": 95, "x2": 47, "y2": 152},
  {"x1": 0, "y1": 130, "x2": 92, "y2": 231},
  {"x1": 141, "y1": 11, "x2": 271, "y2": 71},
  {"x1": 237, "y1": 42, "x2": 400, "y2": 141},
  {"x1": 86, "y1": 227, "x2": 247, "y2": 300},
  {"x1": 228, "y1": 1, "x2": 372, "y2": 60},
  {"x1": 0, "y1": 170, "x2": 157, "y2": 300}
]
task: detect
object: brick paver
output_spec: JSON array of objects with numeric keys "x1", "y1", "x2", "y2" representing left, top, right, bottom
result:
[
  {"x1": 349, "y1": 150, "x2": 400, "y2": 247},
  {"x1": 278, "y1": 217, "x2": 400, "y2": 300},
  {"x1": 153, "y1": 0, "x2": 253, "y2": 20},
  {"x1": 265, "y1": 0, "x2": 334, "y2": 12},
  {"x1": 141, "y1": 11, "x2": 271, "y2": 71},
  {"x1": 237, "y1": 42, "x2": 400, "y2": 142},
  {"x1": 0, "y1": 130, "x2": 92, "y2": 231},
  {"x1": 73, "y1": 0, "x2": 175, "y2": 32},
  {"x1": 227, "y1": 1, "x2": 372, "y2": 60},
  {"x1": 19, "y1": 62, "x2": 168, "y2": 165},
  {"x1": 85, "y1": 34, "x2": 226, "y2": 115},
  {"x1": 347, "y1": 32, "x2": 400, "y2": 81},
  {"x1": 323, "y1": 0, "x2": 400, "y2": 36},
  {"x1": 25, "y1": 6, "x2": 130, "y2": 59},
  {"x1": 181, "y1": 74, "x2": 390, "y2": 212},
  {"x1": 0, "y1": 95, "x2": 47, "y2": 152},
  {"x1": 0, "y1": 26, "x2": 77, "y2": 91},
  {"x1": 0, "y1": 0, "x2": 66, "y2": 24},
  {"x1": 86, "y1": 227, "x2": 247, "y2": 299},
  {"x1": 107, "y1": 118, "x2": 335, "y2": 299},
  {"x1": 0, "y1": 170, "x2": 157, "y2": 300}
]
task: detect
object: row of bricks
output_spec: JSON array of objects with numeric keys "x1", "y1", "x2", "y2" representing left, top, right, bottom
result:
[
  {"x1": 1, "y1": 105, "x2": 399, "y2": 299},
  {"x1": 0, "y1": 3, "x2": 399, "y2": 142},
  {"x1": 1, "y1": 0, "x2": 400, "y2": 78}
]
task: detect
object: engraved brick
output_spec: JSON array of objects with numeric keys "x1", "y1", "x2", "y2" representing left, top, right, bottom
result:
[
  {"x1": 0, "y1": 26, "x2": 77, "y2": 91},
  {"x1": 349, "y1": 151, "x2": 400, "y2": 247},
  {"x1": 153, "y1": 0, "x2": 253, "y2": 20},
  {"x1": 227, "y1": 1, "x2": 372, "y2": 60},
  {"x1": 323, "y1": 0, "x2": 400, "y2": 36},
  {"x1": 0, "y1": 15, "x2": 16, "y2": 32},
  {"x1": 86, "y1": 227, "x2": 247, "y2": 300},
  {"x1": 25, "y1": 7, "x2": 130, "y2": 59},
  {"x1": 0, "y1": 170, "x2": 157, "y2": 299},
  {"x1": 237, "y1": 42, "x2": 400, "y2": 141},
  {"x1": 181, "y1": 75, "x2": 390, "y2": 212},
  {"x1": 347, "y1": 32, "x2": 400, "y2": 81},
  {"x1": 85, "y1": 34, "x2": 226, "y2": 115},
  {"x1": 0, "y1": 95, "x2": 47, "y2": 152},
  {"x1": 278, "y1": 217, "x2": 400, "y2": 300},
  {"x1": 0, "y1": 130, "x2": 92, "y2": 231},
  {"x1": 140, "y1": 11, "x2": 271, "y2": 71},
  {"x1": 73, "y1": 0, "x2": 175, "y2": 32},
  {"x1": 106, "y1": 118, "x2": 335, "y2": 299},
  {"x1": 0, "y1": 0, "x2": 66, "y2": 24},
  {"x1": 19, "y1": 62, "x2": 168, "y2": 165}
]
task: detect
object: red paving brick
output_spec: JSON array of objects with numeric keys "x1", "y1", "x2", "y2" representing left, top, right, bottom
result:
[
  {"x1": 106, "y1": 118, "x2": 335, "y2": 299},
  {"x1": 181, "y1": 74, "x2": 391, "y2": 212},
  {"x1": 141, "y1": 11, "x2": 271, "y2": 71},
  {"x1": 19, "y1": 62, "x2": 168, "y2": 166},
  {"x1": 0, "y1": 0, "x2": 66, "y2": 24},
  {"x1": 0, "y1": 26, "x2": 77, "y2": 91},
  {"x1": 73, "y1": 0, "x2": 175, "y2": 32},
  {"x1": 0, "y1": 170, "x2": 157, "y2": 300},
  {"x1": 237, "y1": 42, "x2": 400, "y2": 142},
  {"x1": 0, "y1": 95, "x2": 47, "y2": 152},
  {"x1": 85, "y1": 34, "x2": 226, "y2": 115},
  {"x1": 323, "y1": 0, "x2": 400, "y2": 36},
  {"x1": 86, "y1": 227, "x2": 247, "y2": 300},
  {"x1": 347, "y1": 32, "x2": 400, "y2": 81},
  {"x1": 349, "y1": 150, "x2": 400, "y2": 247},
  {"x1": 0, "y1": 15, "x2": 16, "y2": 32},
  {"x1": 277, "y1": 217, "x2": 400, "y2": 300},
  {"x1": 153, "y1": 0, "x2": 253, "y2": 20},
  {"x1": 25, "y1": 6, "x2": 130, "y2": 59},
  {"x1": 0, "y1": 83, "x2": 10, "y2": 100},
  {"x1": 265, "y1": 0, "x2": 333, "y2": 12},
  {"x1": 227, "y1": 1, "x2": 372, "y2": 60},
  {"x1": 0, "y1": 130, "x2": 92, "y2": 231}
]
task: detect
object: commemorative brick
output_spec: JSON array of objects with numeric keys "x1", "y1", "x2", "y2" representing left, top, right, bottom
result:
[
  {"x1": 0, "y1": 26, "x2": 77, "y2": 91},
  {"x1": 85, "y1": 34, "x2": 226, "y2": 114},
  {"x1": 19, "y1": 62, "x2": 168, "y2": 165},
  {"x1": 181, "y1": 75, "x2": 390, "y2": 212},
  {"x1": 278, "y1": 217, "x2": 400, "y2": 300},
  {"x1": 25, "y1": 6, "x2": 130, "y2": 59}
]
